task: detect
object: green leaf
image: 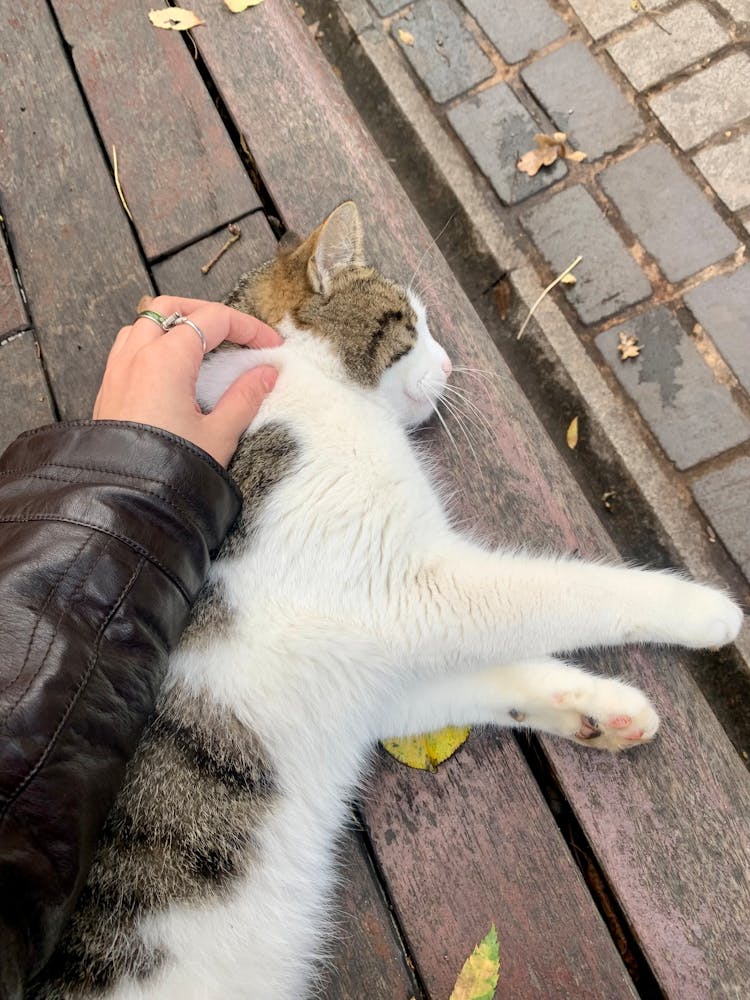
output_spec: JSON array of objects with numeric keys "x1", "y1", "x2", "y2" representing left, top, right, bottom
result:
[{"x1": 449, "y1": 924, "x2": 500, "y2": 1000}]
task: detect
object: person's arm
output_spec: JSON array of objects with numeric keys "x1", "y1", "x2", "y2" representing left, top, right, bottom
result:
[{"x1": 0, "y1": 298, "x2": 280, "y2": 996}]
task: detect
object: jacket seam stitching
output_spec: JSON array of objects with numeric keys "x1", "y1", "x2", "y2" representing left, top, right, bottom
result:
[
  {"x1": 0, "y1": 557, "x2": 147, "y2": 821},
  {"x1": 0, "y1": 532, "x2": 93, "y2": 701},
  {"x1": 0, "y1": 516, "x2": 192, "y2": 603},
  {"x1": 0, "y1": 462, "x2": 195, "y2": 507},
  {"x1": 1, "y1": 539, "x2": 113, "y2": 725},
  {"x1": 1, "y1": 469, "x2": 203, "y2": 544}
]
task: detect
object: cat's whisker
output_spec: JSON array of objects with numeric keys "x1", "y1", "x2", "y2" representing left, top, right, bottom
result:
[
  {"x1": 437, "y1": 392, "x2": 483, "y2": 469},
  {"x1": 452, "y1": 365, "x2": 509, "y2": 386},
  {"x1": 440, "y1": 383, "x2": 495, "y2": 439},
  {"x1": 437, "y1": 389, "x2": 490, "y2": 442},
  {"x1": 407, "y1": 213, "x2": 456, "y2": 296},
  {"x1": 423, "y1": 385, "x2": 464, "y2": 466}
]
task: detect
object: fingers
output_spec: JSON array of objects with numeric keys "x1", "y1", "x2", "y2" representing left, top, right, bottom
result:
[
  {"x1": 120, "y1": 295, "x2": 282, "y2": 360},
  {"x1": 208, "y1": 365, "x2": 279, "y2": 463}
]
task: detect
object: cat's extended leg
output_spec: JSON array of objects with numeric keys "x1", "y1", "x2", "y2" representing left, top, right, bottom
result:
[
  {"x1": 398, "y1": 543, "x2": 743, "y2": 672},
  {"x1": 380, "y1": 659, "x2": 659, "y2": 752}
]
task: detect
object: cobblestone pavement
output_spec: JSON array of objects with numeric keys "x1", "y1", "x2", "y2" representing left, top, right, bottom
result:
[{"x1": 318, "y1": 0, "x2": 750, "y2": 590}]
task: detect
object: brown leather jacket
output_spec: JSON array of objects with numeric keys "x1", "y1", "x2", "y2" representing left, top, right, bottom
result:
[{"x1": 0, "y1": 421, "x2": 241, "y2": 999}]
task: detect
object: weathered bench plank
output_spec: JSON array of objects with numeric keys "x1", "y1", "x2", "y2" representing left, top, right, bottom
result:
[
  {"x1": 193, "y1": 4, "x2": 750, "y2": 997},
  {"x1": 0, "y1": 2, "x2": 151, "y2": 418},
  {"x1": 152, "y1": 212, "x2": 277, "y2": 301},
  {"x1": 0, "y1": 332, "x2": 55, "y2": 454},
  {"x1": 322, "y1": 828, "x2": 421, "y2": 1000},
  {"x1": 50, "y1": 0, "x2": 259, "y2": 261},
  {"x1": 0, "y1": 238, "x2": 27, "y2": 338}
]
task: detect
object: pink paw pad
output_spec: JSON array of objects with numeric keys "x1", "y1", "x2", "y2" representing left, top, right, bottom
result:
[
  {"x1": 608, "y1": 715, "x2": 632, "y2": 729},
  {"x1": 626, "y1": 729, "x2": 646, "y2": 741}
]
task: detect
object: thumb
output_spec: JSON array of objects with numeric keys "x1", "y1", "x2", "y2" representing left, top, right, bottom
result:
[{"x1": 210, "y1": 364, "x2": 278, "y2": 442}]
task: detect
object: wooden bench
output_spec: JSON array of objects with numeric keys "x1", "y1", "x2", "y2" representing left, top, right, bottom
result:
[{"x1": 1, "y1": 1, "x2": 748, "y2": 996}]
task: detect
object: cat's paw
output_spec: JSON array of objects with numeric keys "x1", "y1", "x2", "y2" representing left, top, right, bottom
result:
[
  {"x1": 657, "y1": 582, "x2": 743, "y2": 650},
  {"x1": 553, "y1": 676, "x2": 659, "y2": 753}
]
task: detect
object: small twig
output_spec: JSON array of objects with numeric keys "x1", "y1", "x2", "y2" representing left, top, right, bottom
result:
[
  {"x1": 517, "y1": 255, "x2": 582, "y2": 340},
  {"x1": 201, "y1": 223, "x2": 242, "y2": 274},
  {"x1": 112, "y1": 145, "x2": 133, "y2": 223}
]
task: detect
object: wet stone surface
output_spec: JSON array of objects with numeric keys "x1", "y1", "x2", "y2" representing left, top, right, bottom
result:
[
  {"x1": 448, "y1": 83, "x2": 567, "y2": 205},
  {"x1": 521, "y1": 185, "x2": 651, "y2": 323},
  {"x1": 392, "y1": 0, "x2": 494, "y2": 103},
  {"x1": 596, "y1": 308, "x2": 750, "y2": 470}
]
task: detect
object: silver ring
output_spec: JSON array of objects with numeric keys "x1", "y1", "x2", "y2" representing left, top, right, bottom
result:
[
  {"x1": 177, "y1": 318, "x2": 208, "y2": 354},
  {"x1": 160, "y1": 312, "x2": 207, "y2": 353}
]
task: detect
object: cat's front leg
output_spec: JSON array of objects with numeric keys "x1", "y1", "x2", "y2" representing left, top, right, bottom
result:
[
  {"x1": 381, "y1": 659, "x2": 659, "y2": 753},
  {"x1": 401, "y1": 543, "x2": 743, "y2": 669}
]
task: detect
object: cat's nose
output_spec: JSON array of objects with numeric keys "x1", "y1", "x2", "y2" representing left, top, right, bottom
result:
[{"x1": 441, "y1": 356, "x2": 452, "y2": 376}]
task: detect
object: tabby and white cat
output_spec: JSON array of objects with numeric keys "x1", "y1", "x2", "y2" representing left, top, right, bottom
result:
[{"x1": 33, "y1": 203, "x2": 743, "y2": 999}]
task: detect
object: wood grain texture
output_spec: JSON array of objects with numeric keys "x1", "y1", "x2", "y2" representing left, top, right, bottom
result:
[
  {"x1": 0, "y1": 2, "x2": 151, "y2": 418},
  {"x1": 152, "y1": 212, "x2": 277, "y2": 300},
  {"x1": 0, "y1": 237, "x2": 27, "y2": 337},
  {"x1": 194, "y1": 4, "x2": 750, "y2": 997},
  {"x1": 366, "y1": 737, "x2": 638, "y2": 999},
  {"x1": 50, "y1": 0, "x2": 259, "y2": 261},
  {"x1": 0, "y1": 332, "x2": 55, "y2": 454},
  {"x1": 321, "y1": 828, "x2": 421, "y2": 1000}
]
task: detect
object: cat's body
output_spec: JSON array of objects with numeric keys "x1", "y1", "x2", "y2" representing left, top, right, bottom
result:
[{"x1": 31, "y1": 204, "x2": 743, "y2": 999}]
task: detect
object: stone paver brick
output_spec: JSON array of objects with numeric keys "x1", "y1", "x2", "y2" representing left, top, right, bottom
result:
[
  {"x1": 462, "y1": 0, "x2": 566, "y2": 65},
  {"x1": 521, "y1": 42, "x2": 642, "y2": 159},
  {"x1": 371, "y1": 0, "x2": 408, "y2": 14},
  {"x1": 649, "y1": 53, "x2": 750, "y2": 150},
  {"x1": 567, "y1": 0, "x2": 668, "y2": 41},
  {"x1": 599, "y1": 144, "x2": 738, "y2": 283},
  {"x1": 693, "y1": 133, "x2": 750, "y2": 212},
  {"x1": 720, "y1": 0, "x2": 750, "y2": 22},
  {"x1": 606, "y1": 2, "x2": 728, "y2": 92},
  {"x1": 685, "y1": 265, "x2": 750, "y2": 396},
  {"x1": 521, "y1": 185, "x2": 651, "y2": 323},
  {"x1": 448, "y1": 84, "x2": 567, "y2": 205},
  {"x1": 596, "y1": 309, "x2": 750, "y2": 470},
  {"x1": 392, "y1": 0, "x2": 494, "y2": 104},
  {"x1": 0, "y1": 242, "x2": 27, "y2": 338},
  {"x1": 692, "y1": 457, "x2": 750, "y2": 579}
]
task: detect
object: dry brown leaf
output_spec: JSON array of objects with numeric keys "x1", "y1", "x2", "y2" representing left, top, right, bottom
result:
[
  {"x1": 148, "y1": 7, "x2": 205, "y2": 30},
  {"x1": 398, "y1": 28, "x2": 415, "y2": 45},
  {"x1": 617, "y1": 331, "x2": 643, "y2": 360},
  {"x1": 517, "y1": 131, "x2": 587, "y2": 176},
  {"x1": 224, "y1": 0, "x2": 265, "y2": 11},
  {"x1": 566, "y1": 416, "x2": 579, "y2": 450}
]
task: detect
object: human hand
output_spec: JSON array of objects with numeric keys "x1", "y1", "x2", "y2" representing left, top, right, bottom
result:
[{"x1": 93, "y1": 295, "x2": 282, "y2": 467}]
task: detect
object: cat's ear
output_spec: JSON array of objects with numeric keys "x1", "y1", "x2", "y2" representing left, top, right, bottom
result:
[{"x1": 306, "y1": 201, "x2": 364, "y2": 295}]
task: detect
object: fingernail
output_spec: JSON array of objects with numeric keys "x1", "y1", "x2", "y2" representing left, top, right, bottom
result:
[{"x1": 261, "y1": 366, "x2": 278, "y2": 392}]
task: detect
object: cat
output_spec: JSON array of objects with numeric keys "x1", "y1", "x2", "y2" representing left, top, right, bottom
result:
[{"x1": 31, "y1": 201, "x2": 743, "y2": 999}]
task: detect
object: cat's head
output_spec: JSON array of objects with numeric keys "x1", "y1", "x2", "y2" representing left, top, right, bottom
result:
[{"x1": 236, "y1": 202, "x2": 451, "y2": 428}]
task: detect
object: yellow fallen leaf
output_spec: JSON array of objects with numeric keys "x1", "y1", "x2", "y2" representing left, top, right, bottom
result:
[
  {"x1": 617, "y1": 331, "x2": 643, "y2": 360},
  {"x1": 224, "y1": 0, "x2": 265, "y2": 10},
  {"x1": 398, "y1": 28, "x2": 415, "y2": 45},
  {"x1": 566, "y1": 150, "x2": 588, "y2": 162},
  {"x1": 560, "y1": 273, "x2": 576, "y2": 285},
  {"x1": 381, "y1": 725, "x2": 470, "y2": 771},
  {"x1": 148, "y1": 7, "x2": 204, "y2": 30},
  {"x1": 449, "y1": 924, "x2": 500, "y2": 1000},
  {"x1": 566, "y1": 416, "x2": 579, "y2": 450}
]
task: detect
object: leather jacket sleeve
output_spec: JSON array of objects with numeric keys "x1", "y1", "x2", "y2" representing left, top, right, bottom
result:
[{"x1": 0, "y1": 421, "x2": 241, "y2": 998}]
